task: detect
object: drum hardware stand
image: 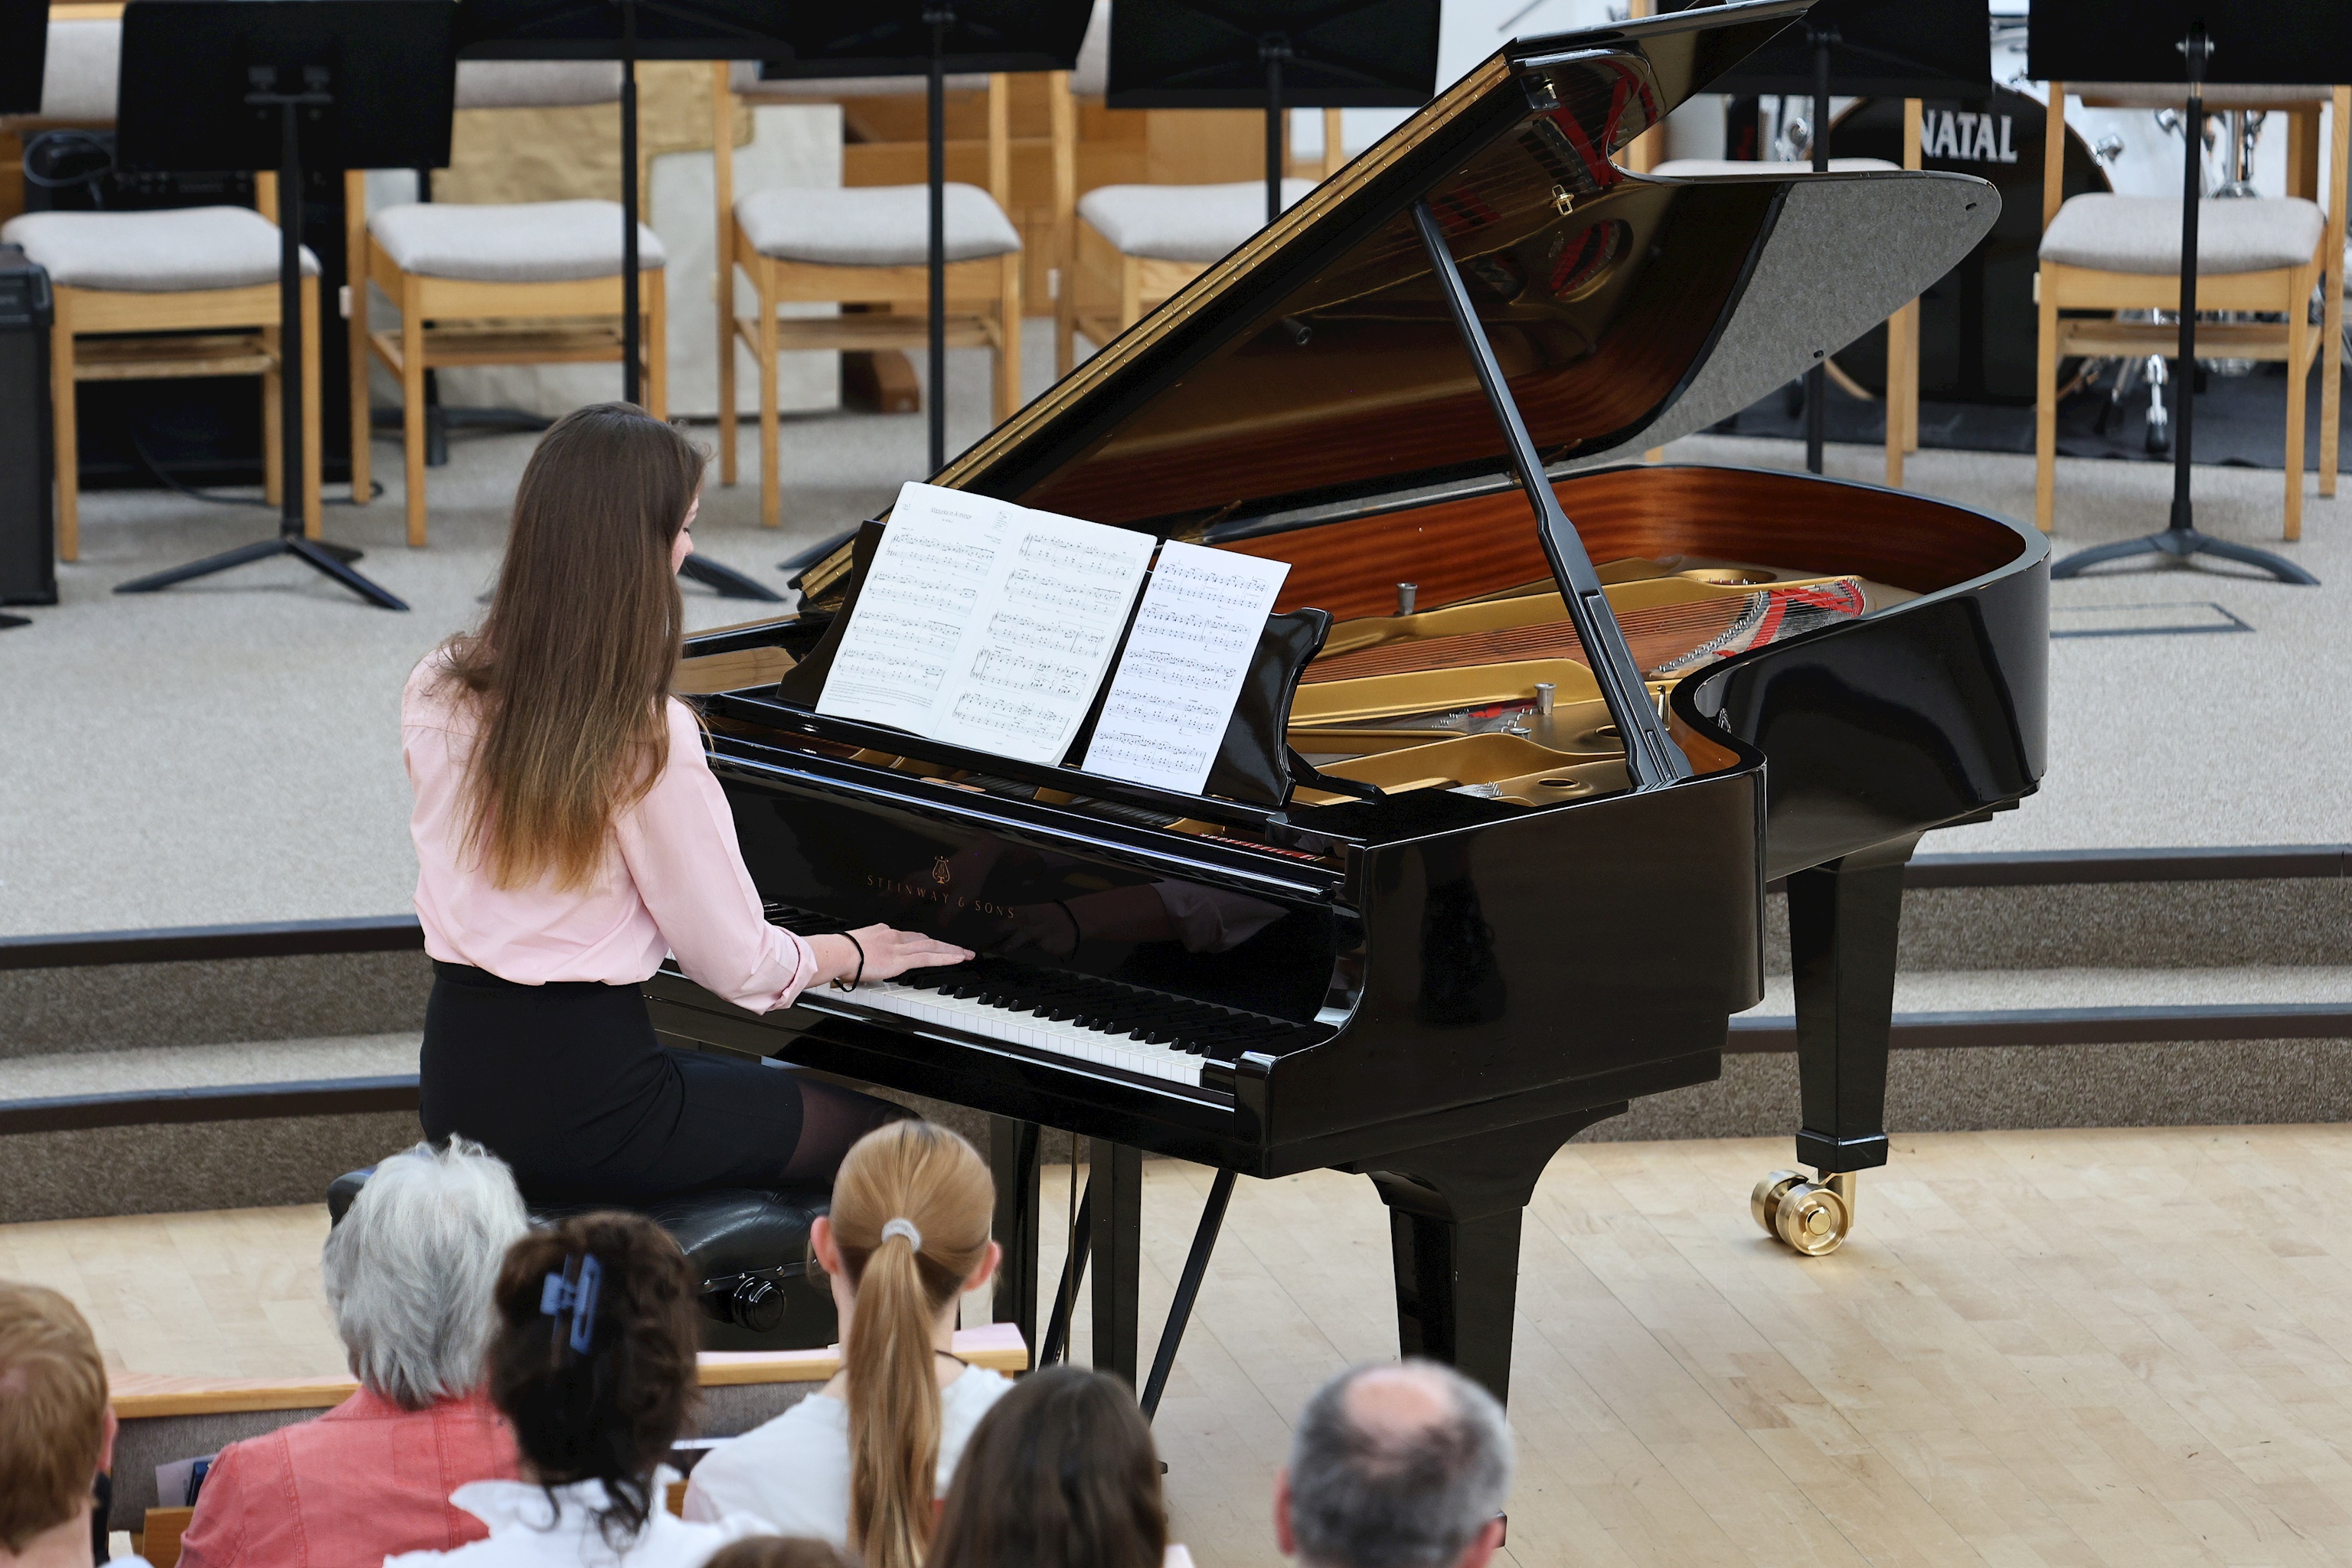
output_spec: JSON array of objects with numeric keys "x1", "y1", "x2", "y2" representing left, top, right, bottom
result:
[
  {"x1": 117, "y1": 66, "x2": 410, "y2": 609},
  {"x1": 2052, "y1": 27, "x2": 2318, "y2": 586}
]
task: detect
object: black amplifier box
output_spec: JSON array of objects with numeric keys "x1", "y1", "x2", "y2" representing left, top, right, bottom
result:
[{"x1": 0, "y1": 244, "x2": 57, "y2": 607}]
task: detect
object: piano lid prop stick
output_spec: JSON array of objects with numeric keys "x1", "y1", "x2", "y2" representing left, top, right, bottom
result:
[{"x1": 1407, "y1": 200, "x2": 1691, "y2": 789}]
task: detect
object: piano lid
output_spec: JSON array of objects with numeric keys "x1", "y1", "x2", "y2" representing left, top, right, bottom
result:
[{"x1": 897, "y1": 0, "x2": 1996, "y2": 550}]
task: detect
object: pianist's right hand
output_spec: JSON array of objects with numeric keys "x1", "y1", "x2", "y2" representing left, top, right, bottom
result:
[{"x1": 809, "y1": 925, "x2": 973, "y2": 986}]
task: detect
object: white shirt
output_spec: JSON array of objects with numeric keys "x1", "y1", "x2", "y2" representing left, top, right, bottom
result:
[
  {"x1": 681, "y1": 1367, "x2": 1014, "y2": 1545},
  {"x1": 385, "y1": 1472, "x2": 763, "y2": 1568}
]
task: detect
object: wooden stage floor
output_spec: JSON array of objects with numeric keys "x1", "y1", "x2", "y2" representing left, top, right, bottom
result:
[{"x1": 10, "y1": 1127, "x2": 2352, "y2": 1568}]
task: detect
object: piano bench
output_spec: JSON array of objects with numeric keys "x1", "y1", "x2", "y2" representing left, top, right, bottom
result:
[{"x1": 325, "y1": 1170, "x2": 839, "y2": 1354}]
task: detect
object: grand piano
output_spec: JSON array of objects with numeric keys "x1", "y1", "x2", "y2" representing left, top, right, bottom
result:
[{"x1": 651, "y1": 0, "x2": 2046, "y2": 1405}]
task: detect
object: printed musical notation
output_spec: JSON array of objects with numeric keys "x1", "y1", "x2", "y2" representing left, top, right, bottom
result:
[
  {"x1": 816, "y1": 482, "x2": 1155, "y2": 766},
  {"x1": 1084, "y1": 541, "x2": 1290, "y2": 795}
]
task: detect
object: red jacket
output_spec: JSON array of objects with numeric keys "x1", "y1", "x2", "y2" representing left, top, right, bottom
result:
[{"x1": 175, "y1": 1386, "x2": 521, "y2": 1568}]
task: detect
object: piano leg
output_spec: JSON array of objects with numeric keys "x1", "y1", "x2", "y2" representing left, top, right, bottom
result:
[
  {"x1": 1092, "y1": 1140, "x2": 1144, "y2": 1387},
  {"x1": 988, "y1": 1116, "x2": 1042, "y2": 1352},
  {"x1": 1758, "y1": 832, "x2": 1920, "y2": 1256},
  {"x1": 1357, "y1": 1108, "x2": 1622, "y2": 1406}
]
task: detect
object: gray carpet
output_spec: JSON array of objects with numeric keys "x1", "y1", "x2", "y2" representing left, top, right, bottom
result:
[{"x1": 4, "y1": 321, "x2": 2347, "y2": 936}]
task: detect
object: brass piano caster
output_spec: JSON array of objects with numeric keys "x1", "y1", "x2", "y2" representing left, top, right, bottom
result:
[{"x1": 1750, "y1": 1169, "x2": 1854, "y2": 1256}]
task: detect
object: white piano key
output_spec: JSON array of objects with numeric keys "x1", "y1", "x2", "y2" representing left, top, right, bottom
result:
[{"x1": 840, "y1": 979, "x2": 1207, "y2": 1087}]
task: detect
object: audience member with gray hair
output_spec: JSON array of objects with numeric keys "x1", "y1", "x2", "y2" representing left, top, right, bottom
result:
[
  {"x1": 1276, "y1": 1361, "x2": 1514, "y2": 1568},
  {"x1": 177, "y1": 1140, "x2": 533, "y2": 1568}
]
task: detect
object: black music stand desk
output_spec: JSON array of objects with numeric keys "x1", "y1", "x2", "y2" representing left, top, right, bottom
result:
[
  {"x1": 1106, "y1": 0, "x2": 1439, "y2": 227},
  {"x1": 111, "y1": 0, "x2": 457, "y2": 610},
  {"x1": 1664, "y1": 0, "x2": 1988, "y2": 474},
  {"x1": 758, "y1": 0, "x2": 1090, "y2": 477},
  {"x1": 2031, "y1": 1, "x2": 2341, "y2": 585}
]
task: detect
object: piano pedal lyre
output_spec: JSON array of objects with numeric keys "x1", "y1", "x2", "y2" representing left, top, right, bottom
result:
[{"x1": 1750, "y1": 1168, "x2": 1856, "y2": 1256}]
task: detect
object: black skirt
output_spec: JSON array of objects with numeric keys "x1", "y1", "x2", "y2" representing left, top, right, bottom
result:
[{"x1": 418, "y1": 962, "x2": 811, "y2": 1204}]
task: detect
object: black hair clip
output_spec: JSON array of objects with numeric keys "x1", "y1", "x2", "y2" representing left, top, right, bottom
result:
[{"x1": 540, "y1": 1253, "x2": 602, "y2": 1357}]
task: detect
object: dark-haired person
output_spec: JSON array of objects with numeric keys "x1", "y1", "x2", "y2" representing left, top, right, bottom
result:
[
  {"x1": 927, "y1": 1365, "x2": 1196, "y2": 1568},
  {"x1": 404, "y1": 403, "x2": 969, "y2": 1202},
  {"x1": 387, "y1": 1212, "x2": 763, "y2": 1568},
  {"x1": 684, "y1": 1122, "x2": 1007, "y2": 1568},
  {"x1": 1276, "y1": 1361, "x2": 1512, "y2": 1568}
]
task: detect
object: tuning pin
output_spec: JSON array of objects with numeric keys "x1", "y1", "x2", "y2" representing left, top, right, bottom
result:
[
  {"x1": 1396, "y1": 583, "x2": 1417, "y2": 616},
  {"x1": 1534, "y1": 681, "x2": 1556, "y2": 717}
]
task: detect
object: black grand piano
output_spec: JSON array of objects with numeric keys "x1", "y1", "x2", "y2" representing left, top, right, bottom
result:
[{"x1": 651, "y1": 0, "x2": 2046, "y2": 1405}]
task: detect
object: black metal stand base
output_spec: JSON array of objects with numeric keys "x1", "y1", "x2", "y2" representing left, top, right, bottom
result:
[
  {"x1": 2051, "y1": 525, "x2": 2319, "y2": 584},
  {"x1": 0, "y1": 615, "x2": 28, "y2": 630},
  {"x1": 679, "y1": 553, "x2": 783, "y2": 601},
  {"x1": 116, "y1": 534, "x2": 410, "y2": 610},
  {"x1": 2047, "y1": 29, "x2": 2318, "y2": 592}
]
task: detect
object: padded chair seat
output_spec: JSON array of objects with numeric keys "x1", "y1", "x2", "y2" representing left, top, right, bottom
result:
[
  {"x1": 1077, "y1": 179, "x2": 1316, "y2": 263},
  {"x1": 0, "y1": 206, "x2": 318, "y2": 292},
  {"x1": 328, "y1": 1169, "x2": 836, "y2": 1351},
  {"x1": 370, "y1": 199, "x2": 665, "y2": 283},
  {"x1": 736, "y1": 183, "x2": 1021, "y2": 266},
  {"x1": 2041, "y1": 194, "x2": 2326, "y2": 276},
  {"x1": 1651, "y1": 158, "x2": 1900, "y2": 176}
]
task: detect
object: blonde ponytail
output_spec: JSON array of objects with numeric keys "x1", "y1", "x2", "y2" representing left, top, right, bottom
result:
[{"x1": 828, "y1": 1122, "x2": 995, "y2": 1568}]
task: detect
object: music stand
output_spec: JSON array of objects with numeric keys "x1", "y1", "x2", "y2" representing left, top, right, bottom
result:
[
  {"x1": 2, "y1": 0, "x2": 45, "y2": 116},
  {"x1": 1662, "y1": 0, "x2": 1989, "y2": 474},
  {"x1": 1106, "y1": 0, "x2": 1439, "y2": 227},
  {"x1": 759, "y1": 0, "x2": 1090, "y2": 476},
  {"x1": 2030, "y1": 1, "x2": 2341, "y2": 585},
  {"x1": 456, "y1": 0, "x2": 798, "y2": 604},
  {"x1": 112, "y1": 0, "x2": 457, "y2": 611}
]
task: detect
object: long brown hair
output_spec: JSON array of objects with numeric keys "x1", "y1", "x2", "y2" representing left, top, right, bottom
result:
[
  {"x1": 823, "y1": 1122, "x2": 995, "y2": 1568},
  {"x1": 928, "y1": 1366, "x2": 1168, "y2": 1568},
  {"x1": 439, "y1": 403, "x2": 704, "y2": 890},
  {"x1": 486, "y1": 1212, "x2": 701, "y2": 1550}
]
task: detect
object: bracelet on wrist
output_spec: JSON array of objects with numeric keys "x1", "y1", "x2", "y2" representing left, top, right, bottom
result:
[{"x1": 829, "y1": 932, "x2": 866, "y2": 992}]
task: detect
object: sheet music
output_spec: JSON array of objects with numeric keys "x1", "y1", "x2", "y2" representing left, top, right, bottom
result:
[
  {"x1": 1083, "y1": 541, "x2": 1291, "y2": 795},
  {"x1": 815, "y1": 484, "x2": 1011, "y2": 734},
  {"x1": 818, "y1": 482, "x2": 1156, "y2": 767}
]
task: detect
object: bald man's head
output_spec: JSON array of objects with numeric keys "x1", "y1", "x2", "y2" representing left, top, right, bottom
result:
[{"x1": 1281, "y1": 1360, "x2": 1513, "y2": 1568}]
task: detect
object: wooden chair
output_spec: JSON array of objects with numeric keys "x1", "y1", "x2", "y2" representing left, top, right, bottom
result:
[
  {"x1": 348, "y1": 63, "x2": 665, "y2": 547},
  {"x1": 1, "y1": 16, "x2": 322, "y2": 561},
  {"x1": 0, "y1": 204, "x2": 323, "y2": 561},
  {"x1": 2035, "y1": 82, "x2": 2346, "y2": 538},
  {"x1": 1054, "y1": 27, "x2": 1348, "y2": 376},
  {"x1": 714, "y1": 62, "x2": 1029, "y2": 530}
]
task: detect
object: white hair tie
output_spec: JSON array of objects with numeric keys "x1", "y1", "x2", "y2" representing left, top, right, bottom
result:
[{"x1": 880, "y1": 1218, "x2": 923, "y2": 1250}]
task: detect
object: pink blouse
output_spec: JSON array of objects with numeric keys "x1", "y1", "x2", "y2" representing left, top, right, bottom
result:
[
  {"x1": 174, "y1": 1386, "x2": 519, "y2": 1568},
  {"x1": 403, "y1": 658, "x2": 818, "y2": 1008}
]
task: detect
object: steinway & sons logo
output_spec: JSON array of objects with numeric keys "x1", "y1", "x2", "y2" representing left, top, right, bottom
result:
[{"x1": 864, "y1": 858, "x2": 1011, "y2": 916}]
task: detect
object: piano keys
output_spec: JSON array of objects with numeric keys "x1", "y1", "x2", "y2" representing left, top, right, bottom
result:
[{"x1": 648, "y1": 0, "x2": 2046, "y2": 1405}]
